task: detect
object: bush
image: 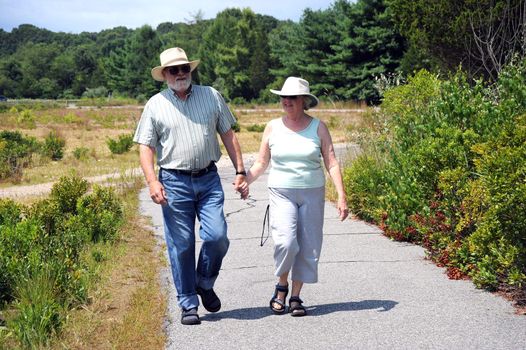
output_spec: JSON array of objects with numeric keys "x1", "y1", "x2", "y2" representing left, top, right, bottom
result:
[
  {"x1": 0, "y1": 198, "x2": 23, "y2": 227},
  {"x1": 1, "y1": 175, "x2": 126, "y2": 346},
  {"x1": 16, "y1": 109, "x2": 36, "y2": 129},
  {"x1": 82, "y1": 86, "x2": 108, "y2": 99},
  {"x1": 107, "y1": 133, "x2": 134, "y2": 154},
  {"x1": 40, "y1": 130, "x2": 66, "y2": 160},
  {"x1": 246, "y1": 124, "x2": 265, "y2": 132},
  {"x1": 9, "y1": 269, "x2": 64, "y2": 348},
  {"x1": 77, "y1": 185, "x2": 123, "y2": 242},
  {"x1": 50, "y1": 175, "x2": 89, "y2": 214},
  {"x1": 231, "y1": 121, "x2": 241, "y2": 133},
  {"x1": 345, "y1": 61, "x2": 526, "y2": 293},
  {"x1": 0, "y1": 130, "x2": 39, "y2": 180},
  {"x1": 72, "y1": 146, "x2": 90, "y2": 160}
]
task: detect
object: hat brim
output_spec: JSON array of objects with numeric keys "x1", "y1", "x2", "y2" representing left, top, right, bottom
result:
[
  {"x1": 151, "y1": 60, "x2": 200, "y2": 81},
  {"x1": 270, "y1": 89, "x2": 319, "y2": 109}
]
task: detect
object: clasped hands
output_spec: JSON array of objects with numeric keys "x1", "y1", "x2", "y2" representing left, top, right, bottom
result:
[{"x1": 234, "y1": 175, "x2": 249, "y2": 200}]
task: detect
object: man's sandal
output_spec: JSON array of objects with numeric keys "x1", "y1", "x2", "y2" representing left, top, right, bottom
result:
[
  {"x1": 289, "y1": 296, "x2": 307, "y2": 317},
  {"x1": 269, "y1": 284, "x2": 289, "y2": 314},
  {"x1": 180, "y1": 307, "x2": 201, "y2": 325}
]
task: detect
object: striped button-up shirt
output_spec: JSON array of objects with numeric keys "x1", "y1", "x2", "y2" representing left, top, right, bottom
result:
[{"x1": 133, "y1": 85, "x2": 236, "y2": 170}]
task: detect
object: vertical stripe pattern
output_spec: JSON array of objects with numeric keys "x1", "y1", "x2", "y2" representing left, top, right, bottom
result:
[{"x1": 133, "y1": 85, "x2": 236, "y2": 170}]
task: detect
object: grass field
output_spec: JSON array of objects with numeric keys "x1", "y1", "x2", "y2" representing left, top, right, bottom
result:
[{"x1": 0, "y1": 101, "x2": 365, "y2": 187}]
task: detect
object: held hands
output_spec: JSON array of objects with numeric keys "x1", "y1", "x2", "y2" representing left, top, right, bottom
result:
[
  {"x1": 233, "y1": 174, "x2": 249, "y2": 200},
  {"x1": 149, "y1": 180, "x2": 167, "y2": 205}
]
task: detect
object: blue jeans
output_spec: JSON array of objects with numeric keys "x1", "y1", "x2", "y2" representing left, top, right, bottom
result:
[{"x1": 159, "y1": 166, "x2": 229, "y2": 310}]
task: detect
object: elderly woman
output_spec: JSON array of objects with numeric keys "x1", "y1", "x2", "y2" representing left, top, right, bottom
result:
[{"x1": 243, "y1": 77, "x2": 348, "y2": 316}]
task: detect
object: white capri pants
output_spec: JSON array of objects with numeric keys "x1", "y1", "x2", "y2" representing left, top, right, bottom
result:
[{"x1": 269, "y1": 186, "x2": 325, "y2": 283}]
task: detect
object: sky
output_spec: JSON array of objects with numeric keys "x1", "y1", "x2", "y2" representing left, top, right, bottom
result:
[{"x1": 0, "y1": 0, "x2": 338, "y2": 33}]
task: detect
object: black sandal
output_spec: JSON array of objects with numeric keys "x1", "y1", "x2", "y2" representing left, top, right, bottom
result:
[
  {"x1": 269, "y1": 284, "x2": 289, "y2": 314},
  {"x1": 289, "y1": 296, "x2": 306, "y2": 317},
  {"x1": 180, "y1": 307, "x2": 201, "y2": 325}
]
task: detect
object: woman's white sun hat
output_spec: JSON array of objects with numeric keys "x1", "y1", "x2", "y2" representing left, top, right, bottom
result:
[
  {"x1": 151, "y1": 47, "x2": 200, "y2": 82},
  {"x1": 270, "y1": 76, "x2": 319, "y2": 108}
]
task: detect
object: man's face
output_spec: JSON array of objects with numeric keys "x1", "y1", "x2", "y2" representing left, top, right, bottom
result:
[{"x1": 163, "y1": 64, "x2": 191, "y2": 92}]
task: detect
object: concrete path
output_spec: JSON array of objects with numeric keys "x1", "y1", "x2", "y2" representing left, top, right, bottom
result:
[{"x1": 138, "y1": 157, "x2": 526, "y2": 350}]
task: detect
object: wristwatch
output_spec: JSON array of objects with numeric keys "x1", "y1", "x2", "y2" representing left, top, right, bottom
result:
[{"x1": 236, "y1": 170, "x2": 247, "y2": 176}]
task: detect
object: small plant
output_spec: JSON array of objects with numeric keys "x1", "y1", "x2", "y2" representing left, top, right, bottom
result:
[
  {"x1": 0, "y1": 130, "x2": 39, "y2": 180},
  {"x1": 82, "y1": 86, "x2": 108, "y2": 99},
  {"x1": 107, "y1": 134, "x2": 134, "y2": 154},
  {"x1": 327, "y1": 116, "x2": 340, "y2": 129},
  {"x1": 40, "y1": 130, "x2": 66, "y2": 161},
  {"x1": 246, "y1": 124, "x2": 265, "y2": 132},
  {"x1": 9, "y1": 269, "x2": 63, "y2": 348},
  {"x1": 16, "y1": 109, "x2": 36, "y2": 129},
  {"x1": 77, "y1": 185, "x2": 123, "y2": 242},
  {"x1": 231, "y1": 121, "x2": 241, "y2": 133},
  {"x1": 72, "y1": 147, "x2": 90, "y2": 161},
  {"x1": 50, "y1": 175, "x2": 89, "y2": 214}
]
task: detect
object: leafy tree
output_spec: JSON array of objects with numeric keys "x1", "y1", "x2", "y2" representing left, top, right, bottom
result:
[
  {"x1": 327, "y1": 0, "x2": 406, "y2": 103},
  {"x1": 105, "y1": 25, "x2": 162, "y2": 97},
  {"x1": 388, "y1": 0, "x2": 526, "y2": 80},
  {"x1": 198, "y1": 8, "x2": 278, "y2": 101}
]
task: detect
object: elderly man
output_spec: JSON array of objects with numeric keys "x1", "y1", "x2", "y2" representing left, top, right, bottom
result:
[{"x1": 134, "y1": 47, "x2": 248, "y2": 325}]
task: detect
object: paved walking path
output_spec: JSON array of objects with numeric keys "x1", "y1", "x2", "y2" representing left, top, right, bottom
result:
[{"x1": 139, "y1": 155, "x2": 526, "y2": 350}]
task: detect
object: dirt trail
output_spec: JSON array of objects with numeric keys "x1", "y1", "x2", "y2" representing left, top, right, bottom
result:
[{"x1": 0, "y1": 155, "x2": 256, "y2": 200}]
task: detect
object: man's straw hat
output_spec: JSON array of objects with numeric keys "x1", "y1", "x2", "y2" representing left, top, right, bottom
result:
[{"x1": 151, "y1": 47, "x2": 200, "y2": 81}]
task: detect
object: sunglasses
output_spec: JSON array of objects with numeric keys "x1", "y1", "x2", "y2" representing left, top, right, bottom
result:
[
  {"x1": 279, "y1": 95, "x2": 299, "y2": 100},
  {"x1": 167, "y1": 65, "x2": 191, "y2": 75}
]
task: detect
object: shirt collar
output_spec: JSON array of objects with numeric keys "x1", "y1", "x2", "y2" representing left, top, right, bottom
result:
[{"x1": 171, "y1": 84, "x2": 193, "y2": 100}]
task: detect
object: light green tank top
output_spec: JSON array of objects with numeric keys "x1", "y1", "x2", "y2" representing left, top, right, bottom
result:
[{"x1": 268, "y1": 117, "x2": 325, "y2": 188}]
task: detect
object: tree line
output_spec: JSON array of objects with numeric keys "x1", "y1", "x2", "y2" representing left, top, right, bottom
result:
[{"x1": 0, "y1": 0, "x2": 523, "y2": 104}]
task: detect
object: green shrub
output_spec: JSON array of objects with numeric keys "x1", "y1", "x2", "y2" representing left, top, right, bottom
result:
[
  {"x1": 77, "y1": 185, "x2": 123, "y2": 242},
  {"x1": 82, "y1": 86, "x2": 108, "y2": 99},
  {"x1": 232, "y1": 121, "x2": 241, "y2": 133},
  {"x1": 246, "y1": 124, "x2": 265, "y2": 132},
  {"x1": 40, "y1": 130, "x2": 66, "y2": 160},
  {"x1": 0, "y1": 219, "x2": 44, "y2": 302},
  {"x1": 0, "y1": 198, "x2": 23, "y2": 227},
  {"x1": 16, "y1": 109, "x2": 36, "y2": 129},
  {"x1": 106, "y1": 133, "x2": 134, "y2": 154},
  {"x1": 72, "y1": 146, "x2": 90, "y2": 160},
  {"x1": 344, "y1": 155, "x2": 386, "y2": 223},
  {"x1": 9, "y1": 269, "x2": 63, "y2": 348},
  {"x1": 1, "y1": 175, "x2": 126, "y2": 345},
  {"x1": 345, "y1": 61, "x2": 526, "y2": 293},
  {"x1": 0, "y1": 130, "x2": 39, "y2": 180},
  {"x1": 50, "y1": 175, "x2": 89, "y2": 215}
]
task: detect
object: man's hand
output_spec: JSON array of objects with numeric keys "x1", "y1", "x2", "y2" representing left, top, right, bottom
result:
[
  {"x1": 234, "y1": 175, "x2": 249, "y2": 200},
  {"x1": 337, "y1": 196, "x2": 349, "y2": 221},
  {"x1": 149, "y1": 180, "x2": 167, "y2": 205}
]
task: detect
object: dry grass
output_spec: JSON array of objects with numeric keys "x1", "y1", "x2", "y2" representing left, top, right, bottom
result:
[{"x1": 0, "y1": 103, "x2": 366, "y2": 188}]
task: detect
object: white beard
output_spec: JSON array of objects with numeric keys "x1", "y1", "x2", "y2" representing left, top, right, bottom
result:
[{"x1": 168, "y1": 77, "x2": 191, "y2": 93}]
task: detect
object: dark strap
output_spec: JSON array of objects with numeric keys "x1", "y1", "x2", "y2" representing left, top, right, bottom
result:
[{"x1": 260, "y1": 204, "x2": 270, "y2": 247}]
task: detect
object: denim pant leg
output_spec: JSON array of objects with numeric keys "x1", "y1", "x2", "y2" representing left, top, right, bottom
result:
[
  {"x1": 194, "y1": 171, "x2": 229, "y2": 290},
  {"x1": 160, "y1": 168, "x2": 200, "y2": 310}
]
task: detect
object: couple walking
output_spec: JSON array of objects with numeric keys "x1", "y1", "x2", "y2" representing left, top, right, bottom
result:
[{"x1": 133, "y1": 47, "x2": 348, "y2": 325}]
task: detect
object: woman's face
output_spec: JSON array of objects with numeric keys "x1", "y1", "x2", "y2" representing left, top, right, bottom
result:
[{"x1": 280, "y1": 95, "x2": 304, "y2": 113}]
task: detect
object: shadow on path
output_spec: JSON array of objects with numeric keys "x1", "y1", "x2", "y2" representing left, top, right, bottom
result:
[{"x1": 201, "y1": 300, "x2": 398, "y2": 322}]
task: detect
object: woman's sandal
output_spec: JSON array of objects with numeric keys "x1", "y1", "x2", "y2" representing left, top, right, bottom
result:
[
  {"x1": 289, "y1": 296, "x2": 307, "y2": 317},
  {"x1": 269, "y1": 284, "x2": 289, "y2": 314}
]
